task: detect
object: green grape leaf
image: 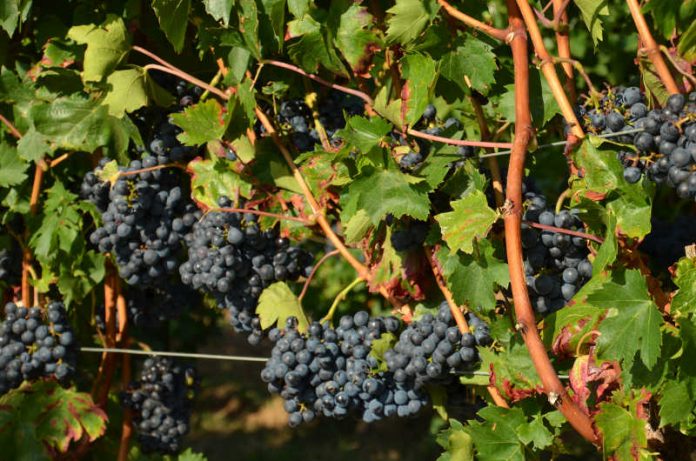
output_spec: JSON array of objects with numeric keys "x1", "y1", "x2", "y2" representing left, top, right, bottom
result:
[
  {"x1": 435, "y1": 190, "x2": 498, "y2": 255},
  {"x1": 336, "y1": 4, "x2": 380, "y2": 74},
  {"x1": 187, "y1": 156, "x2": 252, "y2": 208},
  {"x1": 516, "y1": 415, "x2": 554, "y2": 450},
  {"x1": 177, "y1": 448, "x2": 209, "y2": 461},
  {"x1": 591, "y1": 212, "x2": 618, "y2": 276},
  {"x1": 595, "y1": 402, "x2": 650, "y2": 461},
  {"x1": 203, "y1": 0, "x2": 234, "y2": 25},
  {"x1": 343, "y1": 169, "x2": 430, "y2": 224},
  {"x1": 258, "y1": 0, "x2": 287, "y2": 52},
  {"x1": 543, "y1": 305, "x2": 603, "y2": 357},
  {"x1": 67, "y1": 15, "x2": 131, "y2": 81},
  {"x1": 151, "y1": 0, "x2": 191, "y2": 53},
  {"x1": 251, "y1": 139, "x2": 303, "y2": 193},
  {"x1": 672, "y1": 257, "x2": 696, "y2": 316},
  {"x1": 0, "y1": 143, "x2": 28, "y2": 187},
  {"x1": 440, "y1": 36, "x2": 497, "y2": 95},
  {"x1": 402, "y1": 53, "x2": 437, "y2": 125},
  {"x1": 101, "y1": 68, "x2": 174, "y2": 116},
  {"x1": 574, "y1": 0, "x2": 609, "y2": 45},
  {"x1": 16, "y1": 128, "x2": 53, "y2": 162},
  {"x1": 0, "y1": 381, "x2": 107, "y2": 458},
  {"x1": 479, "y1": 343, "x2": 543, "y2": 402},
  {"x1": 466, "y1": 407, "x2": 527, "y2": 461},
  {"x1": 385, "y1": 0, "x2": 438, "y2": 45},
  {"x1": 678, "y1": 19, "x2": 696, "y2": 61},
  {"x1": 368, "y1": 332, "x2": 396, "y2": 372},
  {"x1": 95, "y1": 159, "x2": 120, "y2": 185},
  {"x1": 437, "y1": 241, "x2": 509, "y2": 314},
  {"x1": 238, "y1": 0, "x2": 262, "y2": 58},
  {"x1": 436, "y1": 419, "x2": 474, "y2": 461},
  {"x1": 337, "y1": 115, "x2": 391, "y2": 154},
  {"x1": 373, "y1": 86, "x2": 403, "y2": 127},
  {"x1": 572, "y1": 137, "x2": 629, "y2": 194},
  {"x1": 287, "y1": 14, "x2": 346, "y2": 75},
  {"x1": 642, "y1": 0, "x2": 687, "y2": 41},
  {"x1": 591, "y1": 270, "x2": 663, "y2": 369},
  {"x1": 257, "y1": 282, "x2": 309, "y2": 333},
  {"x1": 343, "y1": 209, "x2": 372, "y2": 244},
  {"x1": 658, "y1": 380, "x2": 693, "y2": 427},
  {"x1": 170, "y1": 99, "x2": 229, "y2": 146}
]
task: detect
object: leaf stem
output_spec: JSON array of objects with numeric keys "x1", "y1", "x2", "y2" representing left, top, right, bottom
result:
[
  {"x1": 0, "y1": 113, "x2": 22, "y2": 139},
  {"x1": 142, "y1": 64, "x2": 229, "y2": 100},
  {"x1": 212, "y1": 206, "x2": 311, "y2": 224},
  {"x1": 298, "y1": 249, "x2": 341, "y2": 301},
  {"x1": 504, "y1": 0, "x2": 599, "y2": 444},
  {"x1": 436, "y1": 0, "x2": 509, "y2": 41},
  {"x1": 406, "y1": 128, "x2": 513, "y2": 149},
  {"x1": 523, "y1": 221, "x2": 604, "y2": 244},
  {"x1": 320, "y1": 277, "x2": 364, "y2": 324},
  {"x1": 658, "y1": 45, "x2": 696, "y2": 86},
  {"x1": 626, "y1": 0, "x2": 680, "y2": 94}
]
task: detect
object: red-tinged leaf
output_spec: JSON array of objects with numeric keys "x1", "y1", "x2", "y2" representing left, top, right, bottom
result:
[
  {"x1": 546, "y1": 306, "x2": 604, "y2": 358},
  {"x1": 479, "y1": 344, "x2": 543, "y2": 403},
  {"x1": 569, "y1": 355, "x2": 622, "y2": 414}
]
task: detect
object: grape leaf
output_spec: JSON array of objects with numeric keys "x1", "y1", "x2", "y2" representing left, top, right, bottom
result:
[
  {"x1": 336, "y1": 4, "x2": 380, "y2": 74},
  {"x1": 177, "y1": 448, "x2": 209, "y2": 461},
  {"x1": 402, "y1": 53, "x2": 437, "y2": 125},
  {"x1": 591, "y1": 270, "x2": 663, "y2": 369},
  {"x1": 595, "y1": 402, "x2": 650, "y2": 461},
  {"x1": 101, "y1": 68, "x2": 174, "y2": 117},
  {"x1": 0, "y1": 0, "x2": 23, "y2": 36},
  {"x1": 373, "y1": 86, "x2": 403, "y2": 127},
  {"x1": 67, "y1": 15, "x2": 130, "y2": 82},
  {"x1": 0, "y1": 381, "x2": 107, "y2": 458},
  {"x1": 658, "y1": 380, "x2": 693, "y2": 427},
  {"x1": 437, "y1": 241, "x2": 509, "y2": 314},
  {"x1": 16, "y1": 128, "x2": 53, "y2": 162},
  {"x1": 203, "y1": 0, "x2": 234, "y2": 26},
  {"x1": 466, "y1": 407, "x2": 527, "y2": 461},
  {"x1": 343, "y1": 209, "x2": 371, "y2": 243},
  {"x1": 591, "y1": 212, "x2": 618, "y2": 276},
  {"x1": 337, "y1": 115, "x2": 391, "y2": 154},
  {"x1": 151, "y1": 0, "x2": 191, "y2": 53},
  {"x1": 259, "y1": 0, "x2": 287, "y2": 52},
  {"x1": 238, "y1": 0, "x2": 262, "y2": 58},
  {"x1": 498, "y1": 69, "x2": 560, "y2": 127},
  {"x1": 678, "y1": 19, "x2": 696, "y2": 61},
  {"x1": 287, "y1": 14, "x2": 346, "y2": 75},
  {"x1": 436, "y1": 419, "x2": 474, "y2": 461},
  {"x1": 671, "y1": 257, "x2": 696, "y2": 316},
  {"x1": 187, "y1": 156, "x2": 252, "y2": 208},
  {"x1": 516, "y1": 415, "x2": 554, "y2": 450},
  {"x1": 343, "y1": 169, "x2": 430, "y2": 224},
  {"x1": 0, "y1": 143, "x2": 28, "y2": 187},
  {"x1": 440, "y1": 36, "x2": 497, "y2": 95},
  {"x1": 435, "y1": 190, "x2": 498, "y2": 255},
  {"x1": 479, "y1": 343, "x2": 543, "y2": 402},
  {"x1": 385, "y1": 0, "x2": 438, "y2": 45},
  {"x1": 257, "y1": 282, "x2": 309, "y2": 333},
  {"x1": 170, "y1": 99, "x2": 229, "y2": 146},
  {"x1": 573, "y1": 0, "x2": 609, "y2": 45}
]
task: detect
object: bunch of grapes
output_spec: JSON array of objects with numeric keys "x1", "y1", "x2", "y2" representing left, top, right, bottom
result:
[
  {"x1": 521, "y1": 191, "x2": 593, "y2": 314},
  {"x1": 0, "y1": 301, "x2": 77, "y2": 395},
  {"x1": 122, "y1": 357, "x2": 198, "y2": 455},
  {"x1": 256, "y1": 92, "x2": 363, "y2": 152},
  {"x1": 0, "y1": 246, "x2": 21, "y2": 286},
  {"x1": 578, "y1": 89, "x2": 696, "y2": 200},
  {"x1": 385, "y1": 303, "x2": 491, "y2": 390},
  {"x1": 179, "y1": 196, "x2": 313, "y2": 342},
  {"x1": 390, "y1": 220, "x2": 429, "y2": 252},
  {"x1": 88, "y1": 156, "x2": 201, "y2": 286}
]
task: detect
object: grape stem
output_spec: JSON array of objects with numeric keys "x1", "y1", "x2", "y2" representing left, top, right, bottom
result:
[
  {"x1": 514, "y1": 0, "x2": 585, "y2": 139},
  {"x1": 426, "y1": 248, "x2": 470, "y2": 334},
  {"x1": 436, "y1": 0, "x2": 509, "y2": 41},
  {"x1": 406, "y1": 128, "x2": 513, "y2": 149},
  {"x1": 626, "y1": 0, "x2": 680, "y2": 94},
  {"x1": 213, "y1": 206, "x2": 311, "y2": 224},
  {"x1": 320, "y1": 277, "x2": 365, "y2": 324},
  {"x1": 524, "y1": 221, "x2": 604, "y2": 245},
  {"x1": 142, "y1": 64, "x2": 229, "y2": 100},
  {"x1": 298, "y1": 249, "x2": 341, "y2": 301},
  {"x1": 504, "y1": 0, "x2": 599, "y2": 444},
  {"x1": 0, "y1": 113, "x2": 22, "y2": 139}
]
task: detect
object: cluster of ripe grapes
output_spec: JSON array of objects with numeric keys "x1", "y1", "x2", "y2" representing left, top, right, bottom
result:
[
  {"x1": 0, "y1": 302, "x2": 77, "y2": 394},
  {"x1": 578, "y1": 89, "x2": 696, "y2": 200},
  {"x1": 180, "y1": 196, "x2": 314, "y2": 344},
  {"x1": 262, "y1": 303, "x2": 491, "y2": 426},
  {"x1": 86, "y1": 156, "x2": 201, "y2": 287},
  {"x1": 257, "y1": 92, "x2": 363, "y2": 152},
  {"x1": 398, "y1": 104, "x2": 474, "y2": 170},
  {"x1": 0, "y1": 246, "x2": 21, "y2": 287},
  {"x1": 389, "y1": 219, "x2": 429, "y2": 252},
  {"x1": 122, "y1": 357, "x2": 198, "y2": 455},
  {"x1": 521, "y1": 191, "x2": 593, "y2": 314}
]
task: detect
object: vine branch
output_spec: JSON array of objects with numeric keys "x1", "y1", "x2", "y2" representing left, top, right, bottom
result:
[
  {"x1": 552, "y1": 0, "x2": 575, "y2": 101},
  {"x1": 504, "y1": 0, "x2": 599, "y2": 444},
  {"x1": 437, "y1": 0, "x2": 509, "y2": 41},
  {"x1": 298, "y1": 249, "x2": 340, "y2": 301},
  {"x1": 626, "y1": 0, "x2": 680, "y2": 94}
]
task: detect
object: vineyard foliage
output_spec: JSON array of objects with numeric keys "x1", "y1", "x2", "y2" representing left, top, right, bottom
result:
[{"x1": 0, "y1": 0, "x2": 694, "y2": 459}]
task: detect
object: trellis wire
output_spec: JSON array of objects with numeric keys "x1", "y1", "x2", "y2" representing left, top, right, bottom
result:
[
  {"x1": 80, "y1": 346, "x2": 570, "y2": 379},
  {"x1": 478, "y1": 127, "x2": 644, "y2": 158}
]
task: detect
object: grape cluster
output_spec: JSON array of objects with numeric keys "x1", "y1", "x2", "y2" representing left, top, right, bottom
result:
[
  {"x1": 88, "y1": 156, "x2": 201, "y2": 286},
  {"x1": 80, "y1": 158, "x2": 111, "y2": 212},
  {"x1": 257, "y1": 92, "x2": 363, "y2": 152},
  {"x1": 390, "y1": 220, "x2": 429, "y2": 252},
  {"x1": 179, "y1": 196, "x2": 313, "y2": 342},
  {"x1": 521, "y1": 192, "x2": 592, "y2": 314},
  {"x1": 385, "y1": 303, "x2": 491, "y2": 390},
  {"x1": 262, "y1": 304, "x2": 492, "y2": 426},
  {"x1": 0, "y1": 301, "x2": 77, "y2": 395},
  {"x1": 578, "y1": 89, "x2": 696, "y2": 200},
  {"x1": 0, "y1": 246, "x2": 21, "y2": 286},
  {"x1": 122, "y1": 357, "x2": 198, "y2": 455}
]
